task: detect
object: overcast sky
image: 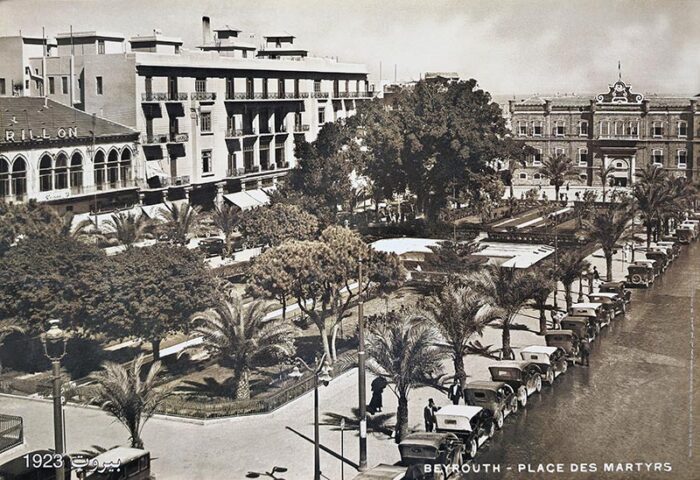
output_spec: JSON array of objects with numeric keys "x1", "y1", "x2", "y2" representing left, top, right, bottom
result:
[{"x1": 1, "y1": 0, "x2": 698, "y2": 95}]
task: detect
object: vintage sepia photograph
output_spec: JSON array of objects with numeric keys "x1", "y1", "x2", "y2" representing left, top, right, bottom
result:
[{"x1": 0, "y1": 0, "x2": 698, "y2": 479}]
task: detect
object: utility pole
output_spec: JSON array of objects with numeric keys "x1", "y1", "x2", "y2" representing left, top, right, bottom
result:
[{"x1": 357, "y1": 259, "x2": 368, "y2": 471}]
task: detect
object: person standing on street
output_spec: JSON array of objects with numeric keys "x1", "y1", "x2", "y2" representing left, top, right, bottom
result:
[
  {"x1": 424, "y1": 399, "x2": 438, "y2": 432},
  {"x1": 447, "y1": 380, "x2": 462, "y2": 405},
  {"x1": 368, "y1": 376, "x2": 387, "y2": 414},
  {"x1": 580, "y1": 338, "x2": 591, "y2": 367}
]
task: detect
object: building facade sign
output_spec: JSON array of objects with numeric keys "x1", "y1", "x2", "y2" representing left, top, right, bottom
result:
[{"x1": 4, "y1": 127, "x2": 79, "y2": 143}]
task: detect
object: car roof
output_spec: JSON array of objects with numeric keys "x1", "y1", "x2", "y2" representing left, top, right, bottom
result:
[
  {"x1": 520, "y1": 345, "x2": 559, "y2": 355},
  {"x1": 489, "y1": 360, "x2": 533, "y2": 370},
  {"x1": 545, "y1": 329, "x2": 575, "y2": 337},
  {"x1": 435, "y1": 404, "x2": 483, "y2": 418},
  {"x1": 571, "y1": 302, "x2": 602, "y2": 309},
  {"x1": 400, "y1": 432, "x2": 457, "y2": 447},
  {"x1": 562, "y1": 316, "x2": 589, "y2": 323},
  {"x1": 600, "y1": 280, "x2": 624, "y2": 286},
  {"x1": 633, "y1": 259, "x2": 655, "y2": 264},
  {"x1": 465, "y1": 380, "x2": 507, "y2": 390},
  {"x1": 588, "y1": 293, "x2": 617, "y2": 298}
]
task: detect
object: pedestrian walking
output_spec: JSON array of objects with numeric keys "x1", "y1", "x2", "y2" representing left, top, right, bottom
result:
[
  {"x1": 566, "y1": 182, "x2": 570, "y2": 192},
  {"x1": 367, "y1": 376, "x2": 387, "y2": 414},
  {"x1": 575, "y1": 191, "x2": 581, "y2": 201},
  {"x1": 447, "y1": 380, "x2": 462, "y2": 405},
  {"x1": 592, "y1": 266, "x2": 600, "y2": 288},
  {"x1": 423, "y1": 399, "x2": 437, "y2": 432},
  {"x1": 580, "y1": 338, "x2": 591, "y2": 367}
]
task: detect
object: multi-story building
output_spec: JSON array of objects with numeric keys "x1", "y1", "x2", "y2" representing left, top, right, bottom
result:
[
  {"x1": 1, "y1": 96, "x2": 139, "y2": 212},
  {"x1": 1, "y1": 17, "x2": 373, "y2": 208},
  {"x1": 0, "y1": 35, "x2": 56, "y2": 97},
  {"x1": 509, "y1": 77, "x2": 699, "y2": 187}
]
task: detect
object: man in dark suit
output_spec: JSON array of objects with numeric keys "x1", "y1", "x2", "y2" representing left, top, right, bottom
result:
[
  {"x1": 424, "y1": 399, "x2": 438, "y2": 432},
  {"x1": 447, "y1": 380, "x2": 462, "y2": 405}
]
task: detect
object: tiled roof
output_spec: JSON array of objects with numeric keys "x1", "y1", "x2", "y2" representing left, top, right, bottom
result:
[
  {"x1": 0, "y1": 97, "x2": 138, "y2": 141},
  {"x1": 515, "y1": 93, "x2": 696, "y2": 108}
]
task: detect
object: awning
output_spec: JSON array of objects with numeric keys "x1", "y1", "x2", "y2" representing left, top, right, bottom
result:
[
  {"x1": 141, "y1": 199, "x2": 188, "y2": 219},
  {"x1": 223, "y1": 189, "x2": 270, "y2": 210},
  {"x1": 145, "y1": 160, "x2": 169, "y2": 180},
  {"x1": 71, "y1": 206, "x2": 141, "y2": 231}
]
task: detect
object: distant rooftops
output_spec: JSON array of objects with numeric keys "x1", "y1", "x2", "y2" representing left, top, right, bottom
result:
[
  {"x1": 129, "y1": 33, "x2": 183, "y2": 46},
  {"x1": 264, "y1": 33, "x2": 296, "y2": 40},
  {"x1": 214, "y1": 25, "x2": 242, "y2": 34},
  {"x1": 55, "y1": 31, "x2": 125, "y2": 41}
]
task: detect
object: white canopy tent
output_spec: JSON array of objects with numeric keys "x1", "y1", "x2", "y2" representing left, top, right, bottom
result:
[{"x1": 223, "y1": 189, "x2": 271, "y2": 210}]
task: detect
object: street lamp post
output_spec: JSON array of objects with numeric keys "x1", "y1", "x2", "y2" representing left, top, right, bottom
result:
[
  {"x1": 357, "y1": 259, "x2": 368, "y2": 471},
  {"x1": 41, "y1": 319, "x2": 67, "y2": 480},
  {"x1": 289, "y1": 355, "x2": 332, "y2": 480}
]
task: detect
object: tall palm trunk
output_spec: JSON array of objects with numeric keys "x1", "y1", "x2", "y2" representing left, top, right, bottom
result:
[
  {"x1": 151, "y1": 339, "x2": 161, "y2": 361},
  {"x1": 501, "y1": 323, "x2": 513, "y2": 360},
  {"x1": 395, "y1": 394, "x2": 409, "y2": 443},
  {"x1": 646, "y1": 222, "x2": 652, "y2": 248},
  {"x1": 554, "y1": 185, "x2": 560, "y2": 201},
  {"x1": 453, "y1": 352, "x2": 467, "y2": 388},
  {"x1": 538, "y1": 305, "x2": 547, "y2": 335},
  {"x1": 604, "y1": 251, "x2": 614, "y2": 282},
  {"x1": 564, "y1": 283, "x2": 573, "y2": 311}
]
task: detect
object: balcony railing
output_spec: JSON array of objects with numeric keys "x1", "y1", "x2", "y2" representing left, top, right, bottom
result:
[
  {"x1": 191, "y1": 92, "x2": 216, "y2": 101},
  {"x1": 142, "y1": 92, "x2": 168, "y2": 102},
  {"x1": 334, "y1": 91, "x2": 375, "y2": 99},
  {"x1": 160, "y1": 175, "x2": 191, "y2": 187},
  {"x1": 245, "y1": 165, "x2": 261, "y2": 174},
  {"x1": 168, "y1": 133, "x2": 189, "y2": 143},
  {"x1": 598, "y1": 134, "x2": 640, "y2": 140},
  {"x1": 226, "y1": 129, "x2": 244, "y2": 138},
  {"x1": 227, "y1": 168, "x2": 246, "y2": 177},
  {"x1": 293, "y1": 124, "x2": 310, "y2": 132},
  {"x1": 226, "y1": 92, "x2": 309, "y2": 101},
  {"x1": 312, "y1": 92, "x2": 329, "y2": 99},
  {"x1": 165, "y1": 92, "x2": 188, "y2": 101},
  {"x1": 263, "y1": 163, "x2": 276, "y2": 171},
  {"x1": 278, "y1": 161, "x2": 290, "y2": 169},
  {"x1": 144, "y1": 134, "x2": 168, "y2": 145}
]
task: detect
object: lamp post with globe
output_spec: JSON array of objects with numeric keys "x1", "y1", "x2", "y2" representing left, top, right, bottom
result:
[{"x1": 41, "y1": 319, "x2": 67, "y2": 480}]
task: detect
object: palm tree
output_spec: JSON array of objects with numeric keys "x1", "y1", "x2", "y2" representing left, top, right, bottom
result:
[
  {"x1": 103, "y1": 212, "x2": 153, "y2": 249},
  {"x1": 596, "y1": 163, "x2": 617, "y2": 202},
  {"x1": 211, "y1": 203, "x2": 239, "y2": 256},
  {"x1": 539, "y1": 154, "x2": 576, "y2": 201},
  {"x1": 366, "y1": 312, "x2": 445, "y2": 442},
  {"x1": 191, "y1": 290, "x2": 295, "y2": 400},
  {"x1": 468, "y1": 266, "x2": 531, "y2": 360},
  {"x1": 525, "y1": 265, "x2": 556, "y2": 335},
  {"x1": 88, "y1": 355, "x2": 172, "y2": 449},
  {"x1": 420, "y1": 284, "x2": 500, "y2": 387},
  {"x1": 555, "y1": 252, "x2": 591, "y2": 311},
  {"x1": 158, "y1": 202, "x2": 199, "y2": 246},
  {"x1": 573, "y1": 190, "x2": 598, "y2": 229},
  {"x1": 632, "y1": 164, "x2": 669, "y2": 247},
  {"x1": 582, "y1": 203, "x2": 634, "y2": 281}
]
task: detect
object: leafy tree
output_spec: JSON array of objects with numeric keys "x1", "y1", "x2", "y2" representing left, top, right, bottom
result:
[
  {"x1": 469, "y1": 266, "x2": 531, "y2": 360},
  {"x1": 367, "y1": 311, "x2": 445, "y2": 442},
  {"x1": 0, "y1": 234, "x2": 108, "y2": 335},
  {"x1": 554, "y1": 252, "x2": 590, "y2": 311},
  {"x1": 419, "y1": 284, "x2": 500, "y2": 387},
  {"x1": 424, "y1": 239, "x2": 485, "y2": 279},
  {"x1": 539, "y1": 154, "x2": 576, "y2": 200},
  {"x1": 191, "y1": 290, "x2": 295, "y2": 399},
  {"x1": 158, "y1": 202, "x2": 199, "y2": 245},
  {"x1": 0, "y1": 319, "x2": 24, "y2": 374},
  {"x1": 573, "y1": 190, "x2": 598, "y2": 228},
  {"x1": 211, "y1": 203, "x2": 239, "y2": 256},
  {"x1": 238, "y1": 203, "x2": 319, "y2": 248},
  {"x1": 88, "y1": 355, "x2": 173, "y2": 448},
  {"x1": 103, "y1": 212, "x2": 154, "y2": 249},
  {"x1": 103, "y1": 244, "x2": 216, "y2": 359},
  {"x1": 581, "y1": 202, "x2": 634, "y2": 281}
]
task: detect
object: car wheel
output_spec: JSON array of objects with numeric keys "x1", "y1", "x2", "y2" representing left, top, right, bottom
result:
[
  {"x1": 518, "y1": 386, "x2": 528, "y2": 407},
  {"x1": 535, "y1": 375, "x2": 543, "y2": 393},
  {"x1": 561, "y1": 361, "x2": 568, "y2": 374},
  {"x1": 494, "y1": 410, "x2": 504, "y2": 429},
  {"x1": 467, "y1": 438, "x2": 478, "y2": 459},
  {"x1": 596, "y1": 322, "x2": 601, "y2": 334},
  {"x1": 545, "y1": 369, "x2": 555, "y2": 385},
  {"x1": 510, "y1": 397, "x2": 519, "y2": 414},
  {"x1": 487, "y1": 421, "x2": 496, "y2": 438}
]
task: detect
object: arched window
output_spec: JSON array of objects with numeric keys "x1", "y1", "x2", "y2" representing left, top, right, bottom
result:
[
  {"x1": 120, "y1": 148, "x2": 132, "y2": 187},
  {"x1": 12, "y1": 157, "x2": 27, "y2": 197},
  {"x1": 0, "y1": 158, "x2": 9, "y2": 198},
  {"x1": 94, "y1": 150, "x2": 106, "y2": 190},
  {"x1": 70, "y1": 152, "x2": 83, "y2": 191},
  {"x1": 107, "y1": 149, "x2": 119, "y2": 188},
  {"x1": 54, "y1": 153, "x2": 68, "y2": 190},
  {"x1": 39, "y1": 154, "x2": 52, "y2": 191}
]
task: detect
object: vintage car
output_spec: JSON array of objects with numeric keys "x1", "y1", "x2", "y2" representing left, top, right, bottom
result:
[
  {"x1": 84, "y1": 448, "x2": 151, "y2": 480},
  {"x1": 675, "y1": 227, "x2": 694, "y2": 244},
  {"x1": 599, "y1": 280, "x2": 632, "y2": 303},
  {"x1": 434, "y1": 405, "x2": 495, "y2": 459},
  {"x1": 463, "y1": 381, "x2": 518, "y2": 429},
  {"x1": 569, "y1": 302, "x2": 610, "y2": 329},
  {"x1": 519, "y1": 345, "x2": 568, "y2": 385},
  {"x1": 561, "y1": 315, "x2": 597, "y2": 341},
  {"x1": 488, "y1": 361, "x2": 543, "y2": 407},
  {"x1": 398, "y1": 432, "x2": 463, "y2": 479},
  {"x1": 626, "y1": 260, "x2": 656, "y2": 287},
  {"x1": 545, "y1": 330, "x2": 581, "y2": 364},
  {"x1": 198, "y1": 237, "x2": 225, "y2": 257},
  {"x1": 644, "y1": 250, "x2": 669, "y2": 272},
  {"x1": 680, "y1": 221, "x2": 699, "y2": 239},
  {"x1": 587, "y1": 292, "x2": 626, "y2": 316},
  {"x1": 653, "y1": 241, "x2": 681, "y2": 259},
  {"x1": 0, "y1": 450, "x2": 73, "y2": 480}
]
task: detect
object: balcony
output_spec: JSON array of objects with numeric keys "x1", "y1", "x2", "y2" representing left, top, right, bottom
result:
[
  {"x1": 245, "y1": 165, "x2": 261, "y2": 174},
  {"x1": 335, "y1": 91, "x2": 375, "y2": 99},
  {"x1": 167, "y1": 133, "x2": 189, "y2": 143},
  {"x1": 312, "y1": 92, "x2": 329, "y2": 99},
  {"x1": 225, "y1": 92, "x2": 309, "y2": 101},
  {"x1": 293, "y1": 124, "x2": 310, "y2": 133},
  {"x1": 278, "y1": 161, "x2": 290, "y2": 169},
  {"x1": 598, "y1": 134, "x2": 640, "y2": 141},
  {"x1": 226, "y1": 129, "x2": 245, "y2": 138},
  {"x1": 161, "y1": 175, "x2": 191, "y2": 187},
  {"x1": 142, "y1": 92, "x2": 168, "y2": 102},
  {"x1": 263, "y1": 163, "x2": 276, "y2": 171},
  {"x1": 227, "y1": 168, "x2": 246, "y2": 178},
  {"x1": 191, "y1": 92, "x2": 216, "y2": 101},
  {"x1": 165, "y1": 92, "x2": 188, "y2": 102}
]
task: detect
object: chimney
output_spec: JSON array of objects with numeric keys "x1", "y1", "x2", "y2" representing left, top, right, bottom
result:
[{"x1": 202, "y1": 16, "x2": 211, "y2": 45}]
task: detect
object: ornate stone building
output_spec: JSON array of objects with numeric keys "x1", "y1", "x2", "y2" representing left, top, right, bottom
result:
[{"x1": 509, "y1": 77, "x2": 699, "y2": 187}]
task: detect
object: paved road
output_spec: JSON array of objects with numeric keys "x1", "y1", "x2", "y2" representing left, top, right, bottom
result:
[{"x1": 475, "y1": 241, "x2": 700, "y2": 480}]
